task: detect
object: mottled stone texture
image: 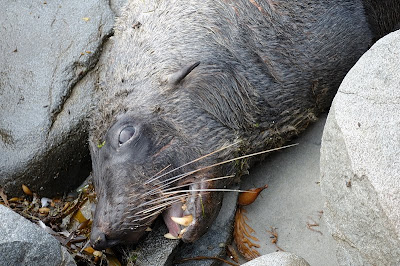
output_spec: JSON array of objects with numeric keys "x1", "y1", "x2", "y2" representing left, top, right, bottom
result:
[
  {"x1": 0, "y1": 205, "x2": 76, "y2": 266},
  {"x1": 321, "y1": 30, "x2": 400, "y2": 265},
  {"x1": 0, "y1": 0, "x2": 114, "y2": 196},
  {"x1": 242, "y1": 252, "x2": 310, "y2": 266}
]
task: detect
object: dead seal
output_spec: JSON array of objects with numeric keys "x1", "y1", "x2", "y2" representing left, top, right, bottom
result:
[{"x1": 88, "y1": 0, "x2": 398, "y2": 250}]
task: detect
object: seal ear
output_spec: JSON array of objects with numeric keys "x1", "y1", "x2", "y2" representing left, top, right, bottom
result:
[{"x1": 167, "y1": 61, "x2": 200, "y2": 86}]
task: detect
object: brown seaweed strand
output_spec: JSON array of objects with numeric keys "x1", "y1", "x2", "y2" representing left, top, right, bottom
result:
[{"x1": 234, "y1": 207, "x2": 261, "y2": 260}]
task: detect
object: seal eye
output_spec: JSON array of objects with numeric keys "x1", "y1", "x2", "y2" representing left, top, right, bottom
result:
[{"x1": 119, "y1": 126, "x2": 136, "y2": 145}]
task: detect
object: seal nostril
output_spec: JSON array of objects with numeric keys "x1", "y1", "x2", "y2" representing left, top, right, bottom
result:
[
  {"x1": 91, "y1": 227, "x2": 122, "y2": 250},
  {"x1": 91, "y1": 229, "x2": 108, "y2": 250},
  {"x1": 90, "y1": 226, "x2": 115, "y2": 250}
]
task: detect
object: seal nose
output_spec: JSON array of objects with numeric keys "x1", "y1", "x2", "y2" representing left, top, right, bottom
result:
[{"x1": 90, "y1": 227, "x2": 120, "y2": 250}]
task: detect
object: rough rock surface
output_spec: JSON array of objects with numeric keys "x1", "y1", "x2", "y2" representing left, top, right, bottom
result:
[
  {"x1": 0, "y1": 205, "x2": 76, "y2": 266},
  {"x1": 0, "y1": 0, "x2": 114, "y2": 196},
  {"x1": 130, "y1": 221, "x2": 180, "y2": 266},
  {"x1": 241, "y1": 252, "x2": 310, "y2": 266},
  {"x1": 320, "y1": 30, "x2": 400, "y2": 265}
]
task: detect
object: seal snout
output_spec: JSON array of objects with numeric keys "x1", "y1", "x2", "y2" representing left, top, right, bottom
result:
[{"x1": 90, "y1": 226, "x2": 120, "y2": 250}]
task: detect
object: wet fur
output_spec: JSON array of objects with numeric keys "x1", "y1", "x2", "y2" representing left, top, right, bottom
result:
[{"x1": 89, "y1": 0, "x2": 399, "y2": 249}]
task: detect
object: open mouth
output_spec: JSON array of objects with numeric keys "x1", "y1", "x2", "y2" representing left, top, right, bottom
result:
[
  {"x1": 158, "y1": 177, "x2": 226, "y2": 243},
  {"x1": 162, "y1": 201, "x2": 192, "y2": 240},
  {"x1": 158, "y1": 180, "x2": 202, "y2": 242}
]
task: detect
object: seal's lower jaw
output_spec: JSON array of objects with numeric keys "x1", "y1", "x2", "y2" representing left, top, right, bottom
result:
[{"x1": 162, "y1": 178, "x2": 224, "y2": 243}]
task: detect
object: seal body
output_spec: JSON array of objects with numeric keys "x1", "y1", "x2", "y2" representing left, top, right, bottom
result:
[{"x1": 88, "y1": 0, "x2": 396, "y2": 250}]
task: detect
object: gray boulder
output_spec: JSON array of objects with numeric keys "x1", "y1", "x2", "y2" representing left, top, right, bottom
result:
[
  {"x1": 241, "y1": 252, "x2": 310, "y2": 266},
  {"x1": 0, "y1": 205, "x2": 76, "y2": 266},
  {"x1": 320, "y1": 30, "x2": 400, "y2": 265},
  {"x1": 129, "y1": 222, "x2": 180, "y2": 266},
  {"x1": 0, "y1": 1, "x2": 114, "y2": 196}
]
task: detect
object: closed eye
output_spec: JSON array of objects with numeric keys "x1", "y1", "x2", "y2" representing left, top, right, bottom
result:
[{"x1": 119, "y1": 126, "x2": 136, "y2": 145}]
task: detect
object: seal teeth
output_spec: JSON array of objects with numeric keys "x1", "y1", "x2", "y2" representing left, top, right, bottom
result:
[
  {"x1": 164, "y1": 233, "x2": 180, "y2": 240},
  {"x1": 171, "y1": 215, "x2": 193, "y2": 226},
  {"x1": 179, "y1": 227, "x2": 187, "y2": 237}
]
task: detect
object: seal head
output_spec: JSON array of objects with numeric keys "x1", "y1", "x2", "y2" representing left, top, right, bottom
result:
[{"x1": 90, "y1": 63, "x2": 231, "y2": 250}]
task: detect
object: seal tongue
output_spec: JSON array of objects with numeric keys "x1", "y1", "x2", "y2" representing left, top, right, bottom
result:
[{"x1": 162, "y1": 202, "x2": 183, "y2": 237}]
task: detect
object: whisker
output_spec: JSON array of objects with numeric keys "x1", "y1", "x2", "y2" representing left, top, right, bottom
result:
[
  {"x1": 146, "y1": 175, "x2": 235, "y2": 197},
  {"x1": 162, "y1": 188, "x2": 253, "y2": 194},
  {"x1": 144, "y1": 141, "x2": 241, "y2": 184},
  {"x1": 135, "y1": 198, "x2": 185, "y2": 215},
  {"x1": 151, "y1": 171, "x2": 190, "y2": 189},
  {"x1": 131, "y1": 209, "x2": 164, "y2": 222},
  {"x1": 127, "y1": 210, "x2": 163, "y2": 222},
  {"x1": 141, "y1": 167, "x2": 215, "y2": 198},
  {"x1": 132, "y1": 194, "x2": 188, "y2": 210},
  {"x1": 150, "y1": 164, "x2": 172, "y2": 183},
  {"x1": 141, "y1": 171, "x2": 195, "y2": 197},
  {"x1": 135, "y1": 196, "x2": 188, "y2": 212},
  {"x1": 172, "y1": 143, "x2": 299, "y2": 182},
  {"x1": 121, "y1": 199, "x2": 183, "y2": 229},
  {"x1": 128, "y1": 145, "x2": 297, "y2": 222},
  {"x1": 120, "y1": 226, "x2": 142, "y2": 232},
  {"x1": 142, "y1": 144, "x2": 296, "y2": 198},
  {"x1": 119, "y1": 223, "x2": 142, "y2": 230},
  {"x1": 130, "y1": 197, "x2": 183, "y2": 222}
]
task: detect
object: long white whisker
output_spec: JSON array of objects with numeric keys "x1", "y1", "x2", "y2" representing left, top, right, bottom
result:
[
  {"x1": 131, "y1": 209, "x2": 165, "y2": 222},
  {"x1": 141, "y1": 172, "x2": 189, "y2": 197},
  {"x1": 133, "y1": 194, "x2": 188, "y2": 210},
  {"x1": 141, "y1": 172, "x2": 196, "y2": 198},
  {"x1": 150, "y1": 164, "x2": 172, "y2": 183},
  {"x1": 146, "y1": 175, "x2": 234, "y2": 197},
  {"x1": 162, "y1": 188, "x2": 252, "y2": 194},
  {"x1": 142, "y1": 144, "x2": 296, "y2": 198},
  {"x1": 130, "y1": 198, "x2": 184, "y2": 222},
  {"x1": 169, "y1": 144, "x2": 299, "y2": 182},
  {"x1": 135, "y1": 199, "x2": 185, "y2": 215},
  {"x1": 127, "y1": 145, "x2": 296, "y2": 222},
  {"x1": 135, "y1": 194, "x2": 187, "y2": 209},
  {"x1": 144, "y1": 141, "x2": 241, "y2": 184}
]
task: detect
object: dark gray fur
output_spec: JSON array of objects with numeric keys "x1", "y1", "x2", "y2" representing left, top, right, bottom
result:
[{"x1": 88, "y1": 0, "x2": 399, "y2": 250}]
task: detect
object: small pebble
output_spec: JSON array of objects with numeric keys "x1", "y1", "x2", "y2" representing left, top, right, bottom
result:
[{"x1": 41, "y1": 197, "x2": 51, "y2": 207}]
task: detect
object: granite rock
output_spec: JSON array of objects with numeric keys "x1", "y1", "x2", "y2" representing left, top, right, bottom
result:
[
  {"x1": 241, "y1": 252, "x2": 310, "y2": 266},
  {"x1": 320, "y1": 30, "x2": 400, "y2": 265},
  {"x1": 0, "y1": 205, "x2": 76, "y2": 266},
  {"x1": 0, "y1": 0, "x2": 114, "y2": 196}
]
